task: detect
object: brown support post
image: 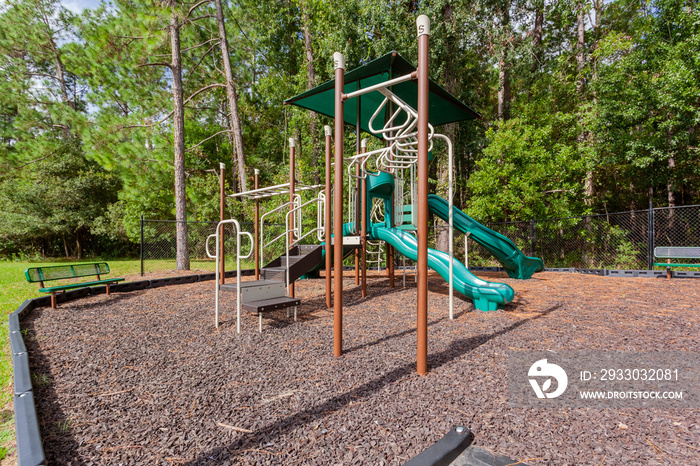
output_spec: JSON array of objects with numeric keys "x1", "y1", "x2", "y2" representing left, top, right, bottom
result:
[
  {"x1": 388, "y1": 245, "x2": 395, "y2": 287},
  {"x1": 361, "y1": 139, "x2": 368, "y2": 298},
  {"x1": 219, "y1": 162, "x2": 226, "y2": 285},
  {"x1": 386, "y1": 244, "x2": 391, "y2": 279},
  {"x1": 388, "y1": 190, "x2": 395, "y2": 287},
  {"x1": 324, "y1": 126, "x2": 332, "y2": 308},
  {"x1": 106, "y1": 284, "x2": 111, "y2": 295},
  {"x1": 289, "y1": 138, "x2": 296, "y2": 298},
  {"x1": 416, "y1": 15, "x2": 430, "y2": 376},
  {"x1": 254, "y1": 168, "x2": 260, "y2": 280},
  {"x1": 51, "y1": 292, "x2": 56, "y2": 309},
  {"x1": 333, "y1": 52, "x2": 345, "y2": 357}
]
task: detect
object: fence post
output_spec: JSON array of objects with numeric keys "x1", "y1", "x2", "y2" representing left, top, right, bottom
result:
[
  {"x1": 140, "y1": 215, "x2": 144, "y2": 277},
  {"x1": 647, "y1": 201, "x2": 654, "y2": 270},
  {"x1": 530, "y1": 219, "x2": 535, "y2": 257}
]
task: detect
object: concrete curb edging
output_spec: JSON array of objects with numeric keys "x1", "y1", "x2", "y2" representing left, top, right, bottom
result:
[{"x1": 9, "y1": 269, "x2": 253, "y2": 466}]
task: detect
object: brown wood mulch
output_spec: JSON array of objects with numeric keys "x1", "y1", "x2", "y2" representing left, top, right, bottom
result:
[{"x1": 23, "y1": 271, "x2": 700, "y2": 465}]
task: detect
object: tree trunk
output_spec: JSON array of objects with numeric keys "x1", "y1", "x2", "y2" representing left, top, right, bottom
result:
[
  {"x1": 576, "y1": 1, "x2": 586, "y2": 95},
  {"x1": 171, "y1": 4, "x2": 189, "y2": 270},
  {"x1": 75, "y1": 229, "x2": 82, "y2": 259},
  {"x1": 222, "y1": 101, "x2": 238, "y2": 193},
  {"x1": 49, "y1": 36, "x2": 72, "y2": 137},
  {"x1": 436, "y1": 3, "x2": 458, "y2": 253},
  {"x1": 531, "y1": 0, "x2": 544, "y2": 74},
  {"x1": 497, "y1": 2, "x2": 511, "y2": 121},
  {"x1": 214, "y1": 0, "x2": 247, "y2": 193},
  {"x1": 667, "y1": 153, "x2": 676, "y2": 208},
  {"x1": 584, "y1": 2, "x2": 605, "y2": 204},
  {"x1": 592, "y1": 0, "x2": 603, "y2": 83},
  {"x1": 576, "y1": 1, "x2": 593, "y2": 205},
  {"x1": 301, "y1": 5, "x2": 320, "y2": 184},
  {"x1": 37, "y1": 3, "x2": 74, "y2": 138}
]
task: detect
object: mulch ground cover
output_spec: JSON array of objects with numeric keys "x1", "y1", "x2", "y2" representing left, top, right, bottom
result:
[{"x1": 24, "y1": 271, "x2": 700, "y2": 465}]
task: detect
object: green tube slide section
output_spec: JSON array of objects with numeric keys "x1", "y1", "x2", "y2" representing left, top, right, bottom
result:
[
  {"x1": 371, "y1": 224, "x2": 514, "y2": 311},
  {"x1": 427, "y1": 195, "x2": 544, "y2": 279}
]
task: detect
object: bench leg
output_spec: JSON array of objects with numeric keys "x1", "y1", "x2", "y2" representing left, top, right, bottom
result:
[
  {"x1": 50, "y1": 292, "x2": 57, "y2": 309},
  {"x1": 667, "y1": 267, "x2": 671, "y2": 279},
  {"x1": 106, "y1": 283, "x2": 111, "y2": 295},
  {"x1": 259, "y1": 312, "x2": 262, "y2": 333}
]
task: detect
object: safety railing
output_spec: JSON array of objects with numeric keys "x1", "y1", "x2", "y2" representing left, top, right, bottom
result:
[
  {"x1": 285, "y1": 195, "x2": 325, "y2": 291},
  {"x1": 206, "y1": 219, "x2": 254, "y2": 332},
  {"x1": 348, "y1": 176, "x2": 357, "y2": 231},
  {"x1": 317, "y1": 191, "x2": 326, "y2": 242},
  {"x1": 260, "y1": 197, "x2": 299, "y2": 267}
]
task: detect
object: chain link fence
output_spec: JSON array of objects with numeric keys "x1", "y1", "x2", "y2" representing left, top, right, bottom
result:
[
  {"x1": 140, "y1": 219, "x2": 302, "y2": 276},
  {"x1": 435, "y1": 205, "x2": 700, "y2": 271},
  {"x1": 141, "y1": 204, "x2": 700, "y2": 275}
]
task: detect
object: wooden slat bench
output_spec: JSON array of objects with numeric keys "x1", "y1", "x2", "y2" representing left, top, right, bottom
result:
[
  {"x1": 653, "y1": 247, "x2": 700, "y2": 279},
  {"x1": 25, "y1": 262, "x2": 125, "y2": 308}
]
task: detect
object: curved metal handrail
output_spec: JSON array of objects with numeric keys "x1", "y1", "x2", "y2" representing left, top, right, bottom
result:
[
  {"x1": 211, "y1": 219, "x2": 254, "y2": 332},
  {"x1": 260, "y1": 200, "x2": 295, "y2": 266},
  {"x1": 317, "y1": 191, "x2": 326, "y2": 242},
  {"x1": 285, "y1": 196, "x2": 324, "y2": 292}
]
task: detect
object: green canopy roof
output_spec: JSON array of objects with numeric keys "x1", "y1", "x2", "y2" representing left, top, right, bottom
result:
[{"x1": 284, "y1": 52, "x2": 480, "y2": 138}]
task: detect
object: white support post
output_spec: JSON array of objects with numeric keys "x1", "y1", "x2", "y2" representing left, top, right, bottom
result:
[
  {"x1": 465, "y1": 232, "x2": 470, "y2": 268},
  {"x1": 434, "y1": 134, "x2": 454, "y2": 319},
  {"x1": 448, "y1": 139, "x2": 454, "y2": 319},
  {"x1": 236, "y1": 229, "x2": 242, "y2": 334},
  {"x1": 215, "y1": 234, "x2": 220, "y2": 328}
]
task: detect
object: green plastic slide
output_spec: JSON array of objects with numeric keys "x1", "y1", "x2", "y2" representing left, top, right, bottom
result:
[
  {"x1": 428, "y1": 195, "x2": 544, "y2": 279},
  {"x1": 371, "y1": 224, "x2": 514, "y2": 311}
]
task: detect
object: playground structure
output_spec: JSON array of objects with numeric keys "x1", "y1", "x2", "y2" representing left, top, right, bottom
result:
[{"x1": 208, "y1": 16, "x2": 543, "y2": 375}]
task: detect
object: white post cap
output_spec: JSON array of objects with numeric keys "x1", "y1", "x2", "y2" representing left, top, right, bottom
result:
[
  {"x1": 289, "y1": 138, "x2": 295, "y2": 148},
  {"x1": 417, "y1": 15, "x2": 430, "y2": 37},
  {"x1": 254, "y1": 168, "x2": 259, "y2": 175},
  {"x1": 361, "y1": 138, "x2": 368, "y2": 148},
  {"x1": 333, "y1": 52, "x2": 345, "y2": 70},
  {"x1": 219, "y1": 162, "x2": 225, "y2": 170},
  {"x1": 324, "y1": 125, "x2": 332, "y2": 136}
]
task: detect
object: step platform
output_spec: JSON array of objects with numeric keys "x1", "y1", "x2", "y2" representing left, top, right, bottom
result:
[
  {"x1": 220, "y1": 279, "x2": 286, "y2": 302},
  {"x1": 241, "y1": 296, "x2": 300, "y2": 313},
  {"x1": 242, "y1": 296, "x2": 301, "y2": 332},
  {"x1": 219, "y1": 279, "x2": 284, "y2": 292}
]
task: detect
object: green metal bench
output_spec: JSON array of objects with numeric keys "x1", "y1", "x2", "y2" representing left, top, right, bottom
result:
[
  {"x1": 653, "y1": 247, "x2": 700, "y2": 279},
  {"x1": 25, "y1": 263, "x2": 125, "y2": 308}
]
